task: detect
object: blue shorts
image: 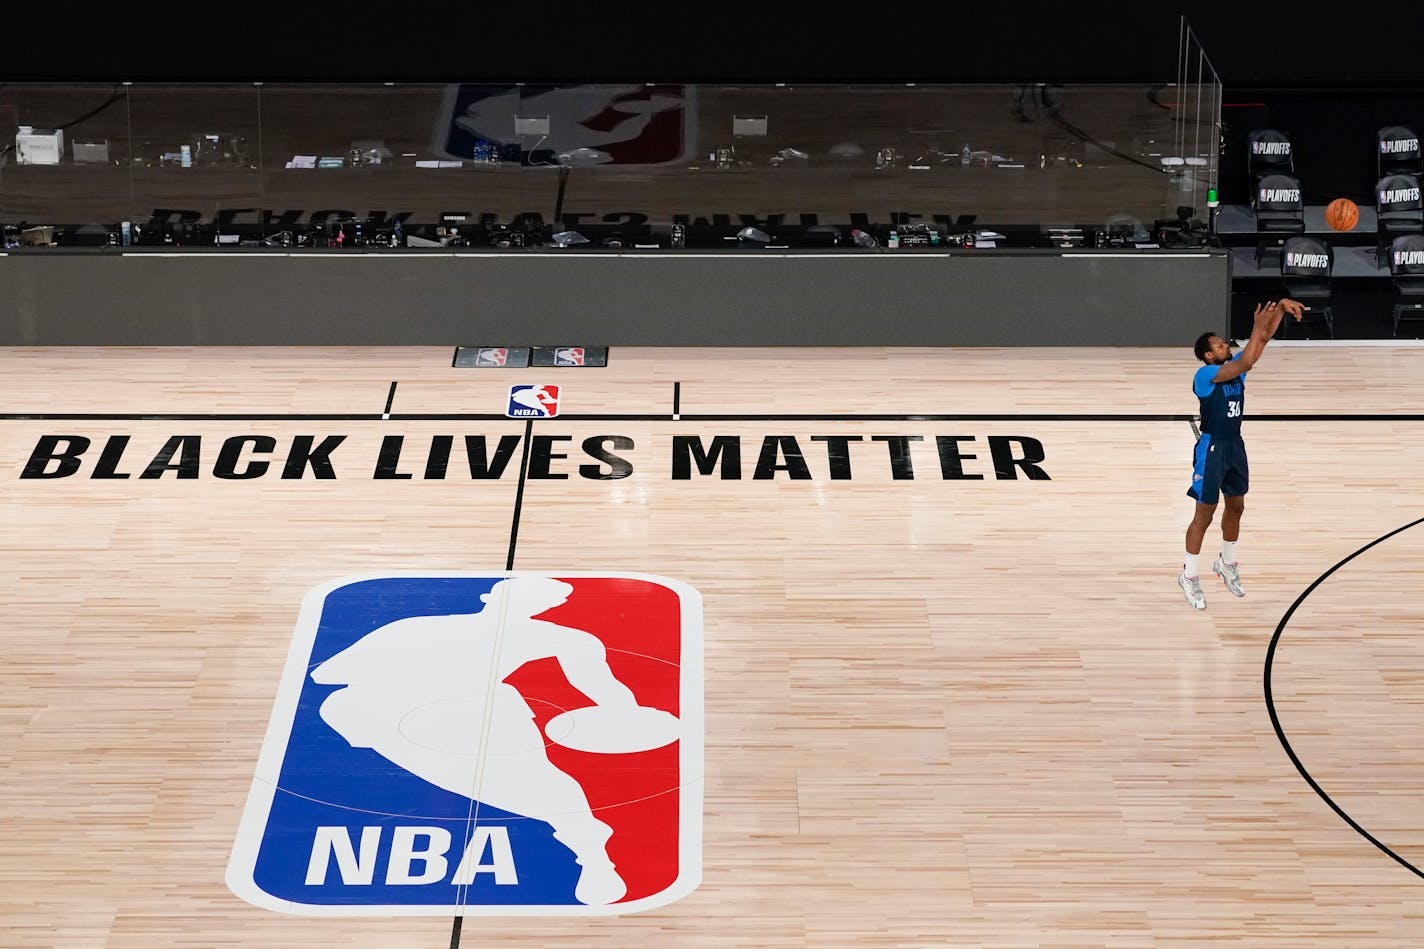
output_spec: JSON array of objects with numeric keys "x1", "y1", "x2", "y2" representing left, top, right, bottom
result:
[{"x1": 1187, "y1": 433, "x2": 1248, "y2": 505}]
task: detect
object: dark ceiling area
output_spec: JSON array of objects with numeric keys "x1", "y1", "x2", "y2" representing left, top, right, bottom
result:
[{"x1": 2, "y1": 8, "x2": 1419, "y2": 86}]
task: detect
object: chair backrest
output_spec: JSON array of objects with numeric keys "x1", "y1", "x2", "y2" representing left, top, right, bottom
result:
[
  {"x1": 1248, "y1": 129, "x2": 1294, "y2": 178},
  {"x1": 1376, "y1": 173, "x2": 1423, "y2": 212},
  {"x1": 1378, "y1": 125, "x2": 1422, "y2": 174},
  {"x1": 1280, "y1": 236, "x2": 1333, "y2": 279},
  {"x1": 1388, "y1": 234, "x2": 1424, "y2": 276},
  {"x1": 1255, "y1": 173, "x2": 1303, "y2": 211}
]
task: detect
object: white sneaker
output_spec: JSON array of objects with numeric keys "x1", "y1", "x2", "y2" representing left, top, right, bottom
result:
[
  {"x1": 1213, "y1": 558, "x2": 1245, "y2": 597},
  {"x1": 1178, "y1": 571, "x2": 1206, "y2": 610}
]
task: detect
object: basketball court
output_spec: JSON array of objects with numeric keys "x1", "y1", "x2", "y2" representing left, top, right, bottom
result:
[{"x1": 1, "y1": 343, "x2": 1421, "y2": 947}]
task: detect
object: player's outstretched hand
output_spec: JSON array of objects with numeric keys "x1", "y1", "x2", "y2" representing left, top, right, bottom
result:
[
  {"x1": 1253, "y1": 300, "x2": 1282, "y2": 327},
  {"x1": 1279, "y1": 298, "x2": 1305, "y2": 321}
]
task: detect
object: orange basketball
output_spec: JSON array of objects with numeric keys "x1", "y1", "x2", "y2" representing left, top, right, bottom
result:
[{"x1": 1325, "y1": 197, "x2": 1359, "y2": 232}]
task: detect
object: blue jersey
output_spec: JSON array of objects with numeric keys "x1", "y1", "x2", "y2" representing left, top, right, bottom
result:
[{"x1": 1193, "y1": 354, "x2": 1246, "y2": 440}]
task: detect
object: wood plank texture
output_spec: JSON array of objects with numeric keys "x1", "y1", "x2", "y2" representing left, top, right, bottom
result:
[{"x1": 1, "y1": 344, "x2": 1420, "y2": 948}]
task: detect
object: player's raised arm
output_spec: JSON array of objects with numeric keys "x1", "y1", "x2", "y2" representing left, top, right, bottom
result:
[{"x1": 1211, "y1": 301, "x2": 1280, "y2": 383}]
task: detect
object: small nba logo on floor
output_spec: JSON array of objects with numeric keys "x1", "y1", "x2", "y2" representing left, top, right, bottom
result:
[
  {"x1": 478, "y1": 348, "x2": 508, "y2": 367},
  {"x1": 508, "y1": 384, "x2": 561, "y2": 418},
  {"x1": 555, "y1": 347, "x2": 585, "y2": 366}
]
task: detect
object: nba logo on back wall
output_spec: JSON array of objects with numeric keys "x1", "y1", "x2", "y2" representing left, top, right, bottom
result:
[
  {"x1": 435, "y1": 83, "x2": 696, "y2": 166},
  {"x1": 227, "y1": 572, "x2": 704, "y2": 916}
]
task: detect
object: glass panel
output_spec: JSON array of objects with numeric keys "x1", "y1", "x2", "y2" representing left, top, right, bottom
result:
[
  {"x1": 126, "y1": 83, "x2": 261, "y2": 246},
  {"x1": 904, "y1": 83, "x2": 1038, "y2": 247},
  {"x1": 631, "y1": 82, "x2": 795, "y2": 247},
  {"x1": 1175, "y1": 27, "x2": 1224, "y2": 228},
  {"x1": 760, "y1": 83, "x2": 910, "y2": 245},
  {"x1": 1056, "y1": 83, "x2": 1179, "y2": 245},
  {"x1": 1, "y1": 79, "x2": 1215, "y2": 250},
  {"x1": 0, "y1": 82, "x2": 133, "y2": 245},
  {"x1": 506, "y1": 82, "x2": 699, "y2": 247},
  {"x1": 257, "y1": 82, "x2": 470, "y2": 247}
]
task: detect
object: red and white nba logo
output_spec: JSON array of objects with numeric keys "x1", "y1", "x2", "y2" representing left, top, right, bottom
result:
[
  {"x1": 227, "y1": 572, "x2": 704, "y2": 916},
  {"x1": 507, "y1": 384, "x2": 560, "y2": 418},
  {"x1": 555, "y1": 347, "x2": 585, "y2": 366},
  {"x1": 477, "y1": 348, "x2": 508, "y2": 367},
  {"x1": 437, "y1": 84, "x2": 696, "y2": 166}
]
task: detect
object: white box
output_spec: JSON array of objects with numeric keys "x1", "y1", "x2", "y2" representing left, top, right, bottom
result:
[
  {"x1": 72, "y1": 141, "x2": 110, "y2": 164},
  {"x1": 16, "y1": 126, "x2": 64, "y2": 165},
  {"x1": 732, "y1": 115, "x2": 768, "y2": 137}
]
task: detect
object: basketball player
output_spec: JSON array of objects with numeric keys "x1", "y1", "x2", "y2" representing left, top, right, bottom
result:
[
  {"x1": 310, "y1": 576, "x2": 647, "y2": 904},
  {"x1": 1178, "y1": 298, "x2": 1304, "y2": 610}
]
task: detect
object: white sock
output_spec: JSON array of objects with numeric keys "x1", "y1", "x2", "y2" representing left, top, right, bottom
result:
[
  {"x1": 1221, "y1": 541, "x2": 1237, "y2": 565},
  {"x1": 1184, "y1": 552, "x2": 1199, "y2": 578}
]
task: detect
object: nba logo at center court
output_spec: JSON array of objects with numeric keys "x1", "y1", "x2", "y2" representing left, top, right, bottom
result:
[
  {"x1": 227, "y1": 572, "x2": 703, "y2": 916},
  {"x1": 507, "y1": 384, "x2": 560, "y2": 418}
]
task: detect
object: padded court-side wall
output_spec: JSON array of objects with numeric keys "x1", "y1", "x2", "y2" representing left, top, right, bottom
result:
[{"x1": 0, "y1": 250, "x2": 1228, "y2": 346}]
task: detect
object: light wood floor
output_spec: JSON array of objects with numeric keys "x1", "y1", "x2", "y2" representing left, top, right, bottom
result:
[{"x1": 1, "y1": 345, "x2": 1421, "y2": 948}]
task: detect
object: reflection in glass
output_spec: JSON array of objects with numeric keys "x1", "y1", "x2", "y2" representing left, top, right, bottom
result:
[
  {"x1": 0, "y1": 83, "x2": 132, "y2": 245},
  {"x1": 125, "y1": 84, "x2": 261, "y2": 246},
  {"x1": 0, "y1": 80, "x2": 1218, "y2": 249}
]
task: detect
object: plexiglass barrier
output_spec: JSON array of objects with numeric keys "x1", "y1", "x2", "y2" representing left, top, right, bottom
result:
[{"x1": 0, "y1": 80, "x2": 1218, "y2": 249}]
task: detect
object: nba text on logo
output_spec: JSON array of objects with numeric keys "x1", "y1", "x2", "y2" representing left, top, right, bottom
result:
[
  {"x1": 507, "y1": 385, "x2": 560, "y2": 418},
  {"x1": 227, "y1": 572, "x2": 704, "y2": 916}
]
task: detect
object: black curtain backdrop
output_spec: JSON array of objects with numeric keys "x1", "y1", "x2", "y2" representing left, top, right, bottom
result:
[{"x1": 2, "y1": 7, "x2": 1419, "y2": 86}]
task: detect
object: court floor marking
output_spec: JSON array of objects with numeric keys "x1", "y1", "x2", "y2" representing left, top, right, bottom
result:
[
  {"x1": 448, "y1": 418, "x2": 536, "y2": 946},
  {"x1": 5, "y1": 381, "x2": 1421, "y2": 939},
  {"x1": 504, "y1": 418, "x2": 536, "y2": 571},
  {"x1": 10, "y1": 409, "x2": 1424, "y2": 422},
  {"x1": 398, "y1": 399, "x2": 1424, "y2": 934},
  {"x1": 1264, "y1": 514, "x2": 1424, "y2": 883},
  {"x1": 399, "y1": 402, "x2": 1421, "y2": 943}
]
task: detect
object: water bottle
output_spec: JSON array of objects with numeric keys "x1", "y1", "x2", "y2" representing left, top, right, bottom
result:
[{"x1": 961, "y1": 143, "x2": 972, "y2": 166}]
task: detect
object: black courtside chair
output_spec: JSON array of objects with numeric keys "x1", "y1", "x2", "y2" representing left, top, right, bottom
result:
[
  {"x1": 1378, "y1": 125, "x2": 1423, "y2": 179},
  {"x1": 1279, "y1": 235, "x2": 1335, "y2": 338},
  {"x1": 1387, "y1": 233, "x2": 1424, "y2": 336},
  {"x1": 1248, "y1": 128, "x2": 1294, "y2": 189},
  {"x1": 1254, "y1": 173, "x2": 1306, "y2": 266},
  {"x1": 1374, "y1": 173, "x2": 1424, "y2": 266}
]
